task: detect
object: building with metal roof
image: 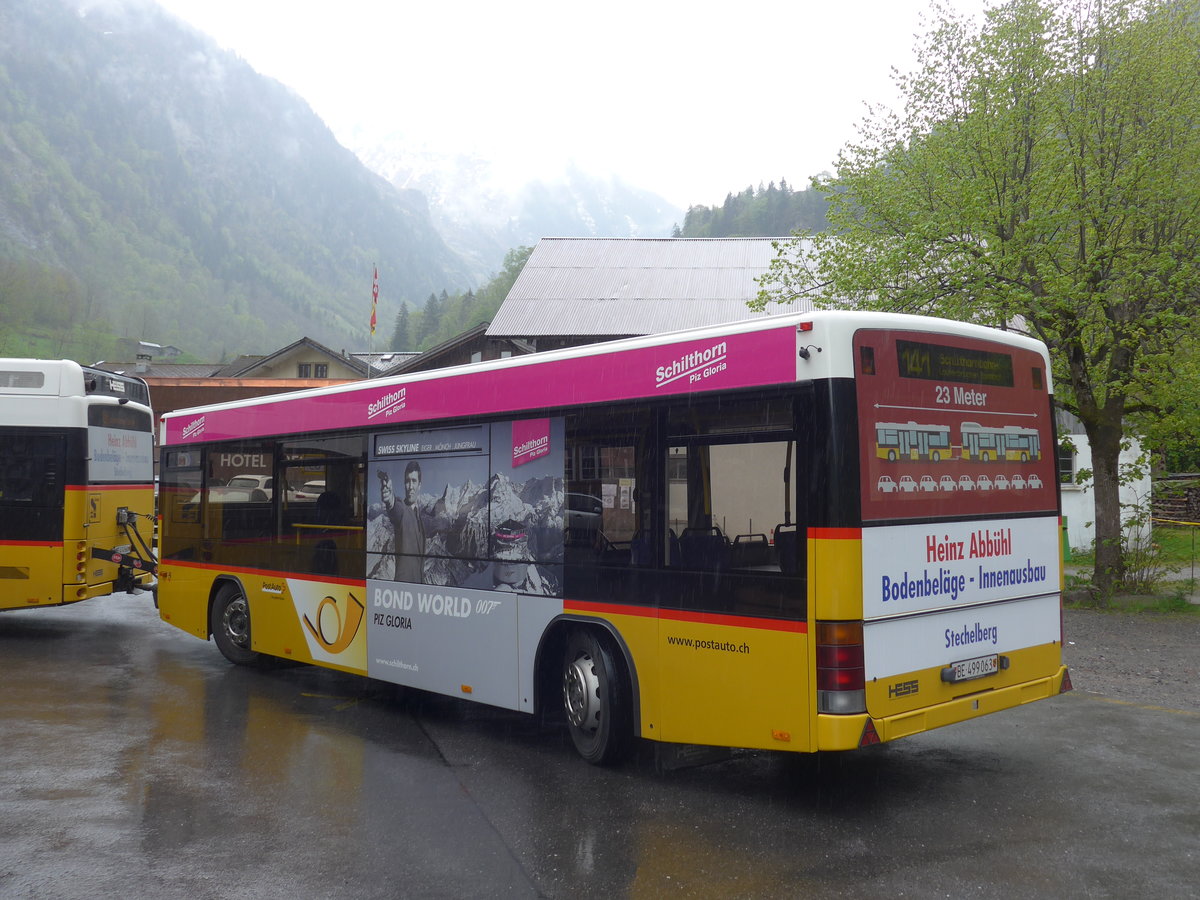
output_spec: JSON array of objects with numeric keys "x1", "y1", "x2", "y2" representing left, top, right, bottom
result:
[{"x1": 485, "y1": 237, "x2": 812, "y2": 350}]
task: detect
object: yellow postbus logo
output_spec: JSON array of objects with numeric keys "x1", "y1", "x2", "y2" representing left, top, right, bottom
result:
[{"x1": 302, "y1": 592, "x2": 366, "y2": 654}]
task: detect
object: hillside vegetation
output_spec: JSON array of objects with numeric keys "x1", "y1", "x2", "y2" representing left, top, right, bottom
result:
[
  {"x1": 676, "y1": 180, "x2": 830, "y2": 238},
  {"x1": 0, "y1": 0, "x2": 472, "y2": 362}
]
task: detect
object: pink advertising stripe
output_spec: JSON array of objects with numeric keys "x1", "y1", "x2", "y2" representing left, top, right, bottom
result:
[{"x1": 167, "y1": 326, "x2": 798, "y2": 444}]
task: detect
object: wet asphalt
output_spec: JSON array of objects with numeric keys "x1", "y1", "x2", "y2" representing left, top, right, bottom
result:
[{"x1": 1, "y1": 595, "x2": 1197, "y2": 899}]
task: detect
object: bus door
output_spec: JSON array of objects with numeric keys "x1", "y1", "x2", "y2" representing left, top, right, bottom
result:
[{"x1": 654, "y1": 394, "x2": 810, "y2": 752}]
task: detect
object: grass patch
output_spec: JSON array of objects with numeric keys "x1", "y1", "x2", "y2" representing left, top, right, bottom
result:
[{"x1": 1064, "y1": 525, "x2": 1200, "y2": 612}]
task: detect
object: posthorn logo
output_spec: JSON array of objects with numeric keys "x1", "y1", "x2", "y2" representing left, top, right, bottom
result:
[{"x1": 368, "y1": 387, "x2": 407, "y2": 420}]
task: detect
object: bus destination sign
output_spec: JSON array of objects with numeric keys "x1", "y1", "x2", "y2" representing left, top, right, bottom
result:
[{"x1": 896, "y1": 340, "x2": 1014, "y2": 387}]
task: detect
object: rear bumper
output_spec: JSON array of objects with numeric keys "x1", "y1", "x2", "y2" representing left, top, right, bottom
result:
[{"x1": 816, "y1": 665, "x2": 1070, "y2": 750}]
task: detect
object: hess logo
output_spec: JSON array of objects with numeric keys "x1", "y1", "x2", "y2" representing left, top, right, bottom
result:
[{"x1": 302, "y1": 592, "x2": 366, "y2": 653}]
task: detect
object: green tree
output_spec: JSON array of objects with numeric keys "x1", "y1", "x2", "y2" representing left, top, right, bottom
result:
[
  {"x1": 390, "y1": 304, "x2": 411, "y2": 351},
  {"x1": 755, "y1": 0, "x2": 1200, "y2": 596},
  {"x1": 420, "y1": 246, "x2": 534, "y2": 349}
]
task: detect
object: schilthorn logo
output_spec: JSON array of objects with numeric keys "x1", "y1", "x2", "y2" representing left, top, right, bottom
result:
[
  {"x1": 368, "y1": 387, "x2": 407, "y2": 420},
  {"x1": 655, "y1": 341, "x2": 728, "y2": 388},
  {"x1": 513, "y1": 435, "x2": 548, "y2": 461},
  {"x1": 181, "y1": 416, "x2": 205, "y2": 439}
]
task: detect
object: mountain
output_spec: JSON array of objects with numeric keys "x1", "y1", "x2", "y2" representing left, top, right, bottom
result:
[
  {"x1": 0, "y1": 0, "x2": 475, "y2": 361},
  {"x1": 349, "y1": 134, "x2": 683, "y2": 279}
]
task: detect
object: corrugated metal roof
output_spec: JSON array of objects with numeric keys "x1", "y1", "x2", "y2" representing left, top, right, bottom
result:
[
  {"x1": 487, "y1": 237, "x2": 811, "y2": 337},
  {"x1": 93, "y1": 362, "x2": 223, "y2": 378}
]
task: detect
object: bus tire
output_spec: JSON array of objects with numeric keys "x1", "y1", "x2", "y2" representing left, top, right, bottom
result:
[
  {"x1": 562, "y1": 628, "x2": 632, "y2": 765},
  {"x1": 211, "y1": 582, "x2": 259, "y2": 666}
]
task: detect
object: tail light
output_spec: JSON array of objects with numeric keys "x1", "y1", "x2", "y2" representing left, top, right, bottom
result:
[
  {"x1": 75, "y1": 541, "x2": 88, "y2": 577},
  {"x1": 817, "y1": 620, "x2": 866, "y2": 714}
]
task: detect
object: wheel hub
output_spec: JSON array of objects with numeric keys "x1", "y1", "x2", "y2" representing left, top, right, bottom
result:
[
  {"x1": 563, "y1": 651, "x2": 600, "y2": 732},
  {"x1": 222, "y1": 597, "x2": 250, "y2": 648}
]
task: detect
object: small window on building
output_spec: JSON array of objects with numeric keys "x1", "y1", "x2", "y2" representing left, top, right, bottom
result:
[
  {"x1": 297, "y1": 363, "x2": 312, "y2": 378},
  {"x1": 500, "y1": 350, "x2": 512, "y2": 359},
  {"x1": 314, "y1": 364, "x2": 328, "y2": 378},
  {"x1": 1057, "y1": 441, "x2": 1076, "y2": 485},
  {"x1": 470, "y1": 351, "x2": 483, "y2": 364}
]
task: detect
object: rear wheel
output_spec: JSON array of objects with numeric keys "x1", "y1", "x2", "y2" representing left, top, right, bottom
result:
[
  {"x1": 562, "y1": 628, "x2": 632, "y2": 765},
  {"x1": 210, "y1": 582, "x2": 259, "y2": 666}
]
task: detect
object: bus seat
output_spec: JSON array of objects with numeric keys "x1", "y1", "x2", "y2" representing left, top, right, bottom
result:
[
  {"x1": 629, "y1": 531, "x2": 652, "y2": 566},
  {"x1": 775, "y1": 524, "x2": 801, "y2": 575},
  {"x1": 316, "y1": 491, "x2": 342, "y2": 525},
  {"x1": 732, "y1": 533, "x2": 771, "y2": 568},
  {"x1": 678, "y1": 527, "x2": 727, "y2": 571}
]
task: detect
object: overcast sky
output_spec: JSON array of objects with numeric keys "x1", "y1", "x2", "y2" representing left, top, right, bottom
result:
[{"x1": 152, "y1": 0, "x2": 989, "y2": 208}]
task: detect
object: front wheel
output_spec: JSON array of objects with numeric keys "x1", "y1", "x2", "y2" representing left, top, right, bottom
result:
[
  {"x1": 210, "y1": 582, "x2": 260, "y2": 666},
  {"x1": 562, "y1": 629, "x2": 632, "y2": 765}
]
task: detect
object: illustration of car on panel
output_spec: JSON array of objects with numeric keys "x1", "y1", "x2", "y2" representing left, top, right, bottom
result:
[
  {"x1": 919, "y1": 475, "x2": 938, "y2": 492},
  {"x1": 1010, "y1": 474, "x2": 1027, "y2": 490},
  {"x1": 977, "y1": 475, "x2": 994, "y2": 491},
  {"x1": 994, "y1": 474, "x2": 1011, "y2": 490},
  {"x1": 878, "y1": 475, "x2": 898, "y2": 493},
  {"x1": 1027, "y1": 474, "x2": 1043, "y2": 489},
  {"x1": 899, "y1": 475, "x2": 918, "y2": 493},
  {"x1": 939, "y1": 475, "x2": 958, "y2": 491},
  {"x1": 958, "y1": 475, "x2": 976, "y2": 491}
]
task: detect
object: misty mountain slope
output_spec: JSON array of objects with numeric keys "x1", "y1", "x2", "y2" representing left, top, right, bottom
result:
[
  {"x1": 351, "y1": 136, "x2": 683, "y2": 279},
  {"x1": 0, "y1": 0, "x2": 473, "y2": 358}
]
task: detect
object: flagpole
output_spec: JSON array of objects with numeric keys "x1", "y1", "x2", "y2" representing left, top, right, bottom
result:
[{"x1": 370, "y1": 264, "x2": 379, "y2": 378}]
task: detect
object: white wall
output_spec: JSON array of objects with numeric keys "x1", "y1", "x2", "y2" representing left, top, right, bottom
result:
[{"x1": 1060, "y1": 435, "x2": 1151, "y2": 553}]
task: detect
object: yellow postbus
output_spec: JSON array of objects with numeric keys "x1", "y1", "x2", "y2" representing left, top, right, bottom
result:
[
  {"x1": 156, "y1": 312, "x2": 1070, "y2": 764},
  {"x1": 0, "y1": 360, "x2": 156, "y2": 610}
]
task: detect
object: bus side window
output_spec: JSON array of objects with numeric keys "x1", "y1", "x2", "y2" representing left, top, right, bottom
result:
[
  {"x1": 277, "y1": 434, "x2": 367, "y2": 578},
  {"x1": 668, "y1": 440, "x2": 793, "y2": 573},
  {"x1": 565, "y1": 409, "x2": 656, "y2": 567}
]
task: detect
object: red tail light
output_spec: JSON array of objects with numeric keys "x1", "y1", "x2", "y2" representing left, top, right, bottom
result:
[{"x1": 816, "y1": 621, "x2": 866, "y2": 714}]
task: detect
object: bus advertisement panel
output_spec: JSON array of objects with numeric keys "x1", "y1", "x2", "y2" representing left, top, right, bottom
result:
[
  {"x1": 162, "y1": 328, "x2": 799, "y2": 446},
  {"x1": 359, "y1": 418, "x2": 565, "y2": 710},
  {"x1": 854, "y1": 330, "x2": 1058, "y2": 521}
]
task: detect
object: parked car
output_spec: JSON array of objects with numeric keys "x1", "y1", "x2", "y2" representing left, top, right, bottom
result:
[
  {"x1": 1010, "y1": 474, "x2": 1027, "y2": 490},
  {"x1": 877, "y1": 475, "x2": 898, "y2": 493},
  {"x1": 976, "y1": 475, "x2": 993, "y2": 491},
  {"x1": 919, "y1": 475, "x2": 938, "y2": 492},
  {"x1": 1027, "y1": 474, "x2": 1043, "y2": 489},
  {"x1": 293, "y1": 480, "x2": 326, "y2": 501},
  {"x1": 225, "y1": 474, "x2": 274, "y2": 498},
  {"x1": 566, "y1": 492, "x2": 604, "y2": 544},
  {"x1": 994, "y1": 474, "x2": 1011, "y2": 490},
  {"x1": 958, "y1": 474, "x2": 976, "y2": 491},
  {"x1": 939, "y1": 475, "x2": 958, "y2": 491},
  {"x1": 898, "y1": 475, "x2": 918, "y2": 493}
]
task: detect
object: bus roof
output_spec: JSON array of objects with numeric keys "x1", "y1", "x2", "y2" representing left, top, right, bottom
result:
[{"x1": 161, "y1": 311, "x2": 1053, "y2": 446}]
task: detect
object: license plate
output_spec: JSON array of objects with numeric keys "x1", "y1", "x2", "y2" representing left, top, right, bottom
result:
[{"x1": 943, "y1": 653, "x2": 999, "y2": 683}]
